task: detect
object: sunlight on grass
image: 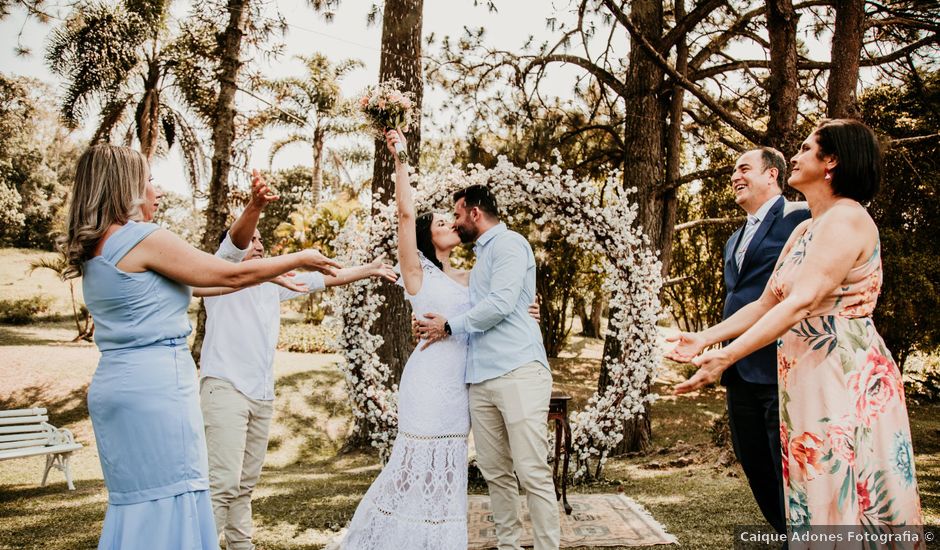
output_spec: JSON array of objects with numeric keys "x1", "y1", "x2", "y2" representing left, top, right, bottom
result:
[{"x1": 0, "y1": 249, "x2": 82, "y2": 317}]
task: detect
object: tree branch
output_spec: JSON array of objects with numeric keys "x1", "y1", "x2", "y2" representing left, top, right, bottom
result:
[
  {"x1": 891, "y1": 133, "x2": 940, "y2": 146},
  {"x1": 524, "y1": 54, "x2": 629, "y2": 98},
  {"x1": 662, "y1": 0, "x2": 729, "y2": 51},
  {"x1": 686, "y1": 0, "x2": 830, "y2": 73},
  {"x1": 692, "y1": 58, "x2": 830, "y2": 80},
  {"x1": 662, "y1": 276, "x2": 691, "y2": 287},
  {"x1": 602, "y1": 0, "x2": 764, "y2": 144},
  {"x1": 867, "y1": 16, "x2": 940, "y2": 34},
  {"x1": 559, "y1": 124, "x2": 626, "y2": 150},
  {"x1": 688, "y1": 33, "x2": 938, "y2": 80},
  {"x1": 675, "y1": 216, "x2": 743, "y2": 232},
  {"x1": 861, "y1": 33, "x2": 940, "y2": 65}
]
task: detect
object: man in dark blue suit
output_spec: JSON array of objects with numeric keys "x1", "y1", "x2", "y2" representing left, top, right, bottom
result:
[{"x1": 722, "y1": 148, "x2": 810, "y2": 534}]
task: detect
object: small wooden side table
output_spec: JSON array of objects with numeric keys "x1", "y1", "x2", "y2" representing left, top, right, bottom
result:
[{"x1": 548, "y1": 392, "x2": 573, "y2": 515}]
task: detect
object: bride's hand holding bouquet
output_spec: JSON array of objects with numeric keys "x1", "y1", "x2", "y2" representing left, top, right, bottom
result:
[
  {"x1": 359, "y1": 79, "x2": 415, "y2": 164},
  {"x1": 385, "y1": 129, "x2": 408, "y2": 164}
]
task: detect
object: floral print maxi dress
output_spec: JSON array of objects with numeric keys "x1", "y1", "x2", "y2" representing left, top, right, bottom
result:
[{"x1": 770, "y1": 221, "x2": 923, "y2": 536}]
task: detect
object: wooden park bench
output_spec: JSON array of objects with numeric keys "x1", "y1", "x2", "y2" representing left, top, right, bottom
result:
[{"x1": 0, "y1": 408, "x2": 82, "y2": 490}]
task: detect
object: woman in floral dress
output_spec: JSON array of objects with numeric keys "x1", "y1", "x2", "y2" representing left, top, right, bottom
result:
[{"x1": 668, "y1": 119, "x2": 923, "y2": 540}]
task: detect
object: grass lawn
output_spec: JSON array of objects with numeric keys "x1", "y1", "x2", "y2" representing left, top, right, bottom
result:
[{"x1": 1, "y1": 248, "x2": 938, "y2": 549}]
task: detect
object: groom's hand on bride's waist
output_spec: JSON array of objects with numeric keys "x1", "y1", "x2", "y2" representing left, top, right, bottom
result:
[{"x1": 416, "y1": 313, "x2": 449, "y2": 350}]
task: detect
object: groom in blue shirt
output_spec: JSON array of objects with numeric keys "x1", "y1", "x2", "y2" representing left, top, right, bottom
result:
[{"x1": 418, "y1": 185, "x2": 560, "y2": 550}]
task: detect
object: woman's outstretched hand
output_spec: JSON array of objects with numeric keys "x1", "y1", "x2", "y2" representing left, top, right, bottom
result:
[
  {"x1": 301, "y1": 249, "x2": 342, "y2": 278},
  {"x1": 385, "y1": 129, "x2": 408, "y2": 160},
  {"x1": 368, "y1": 253, "x2": 399, "y2": 283},
  {"x1": 664, "y1": 331, "x2": 707, "y2": 363},
  {"x1": 674, "y1": 347, "x2": 733, "y2": 395}
]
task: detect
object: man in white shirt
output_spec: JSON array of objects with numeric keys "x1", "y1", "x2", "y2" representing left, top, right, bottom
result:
[{"x1": 200, "y1": 176, "x2": 396, "y2": 550}]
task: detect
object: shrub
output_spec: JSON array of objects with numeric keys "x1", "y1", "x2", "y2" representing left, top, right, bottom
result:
[
  {"x1": 0, "y1": 296, "x2": 53, "y2": 324},
  {"x1": 0, "y1": 182, "x2": 25, "y2": 242},
  {"x1": 905, "y1": 353, "x2": 940, "y2": 405},
  {"x1": 277, "y1": 322, "x2": 337, "y2": 353}
]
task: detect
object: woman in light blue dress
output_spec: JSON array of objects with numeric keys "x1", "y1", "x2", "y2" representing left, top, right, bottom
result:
[{"x1": 63, "y1": 144, "x2": 341, "y2": 549}]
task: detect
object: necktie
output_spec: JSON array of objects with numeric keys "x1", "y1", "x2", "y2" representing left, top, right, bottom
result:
[{"x1": 735, "y1": 215, "x2": 760, "y2": 270}]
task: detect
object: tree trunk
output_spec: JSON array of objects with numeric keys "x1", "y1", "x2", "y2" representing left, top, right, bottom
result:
[
  {"x1": 765, "y1": 0, "x2": 801, "y2": 157},
  {"x1": 827, "y1": 0, "x2": 865, "y2": 119},
  {"x1": 312, "y1": 129, "x2": 324, "y2": 206},
  {"x1": 575, "y1": 296, "x2": 590, "y2": 336},
  {"x1": 575, "y1": 294, "x2": 603, "y2": 339},
  {"x1": 193, "y1": 0, "x2": 250, "y2": 365},
  {"x1": 137, "y1": 59, "x2": 161, "y2": 160},
  {"x1": 68, "y1": 280, "x2": 81, "y2": 336},
  {"x1": 597, "y1": 0, "x2": 666, "y2": 456},
  {"x1": 625, "y1": 0, "x2": 668, "y2": 276},
  {"x1": 661, "y1": 0, "x2": 688, "y2": 278},
  {"x1": 370, "y1": 0, "x2": 424, "y2": 385},
  {"x1": 589, "y1": 292, "x2": 603, "y2": 338}
]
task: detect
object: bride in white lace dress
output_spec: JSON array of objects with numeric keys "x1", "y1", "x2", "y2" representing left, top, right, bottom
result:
[
  {"x1": 332, "y1": 130, "x2": 471, "y2": 549},
  {"x1": 333, "y1": 131, "x2": 541, "y2": 550}
]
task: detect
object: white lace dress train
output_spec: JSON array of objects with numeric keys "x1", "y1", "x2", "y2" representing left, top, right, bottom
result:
[{"x1": 334, "y1": 256, "x2": 471, "y2": 550}]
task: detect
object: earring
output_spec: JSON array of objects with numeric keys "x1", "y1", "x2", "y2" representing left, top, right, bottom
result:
[{"x1": 824, "y1": 169, "x2": 831, "y2": 181}]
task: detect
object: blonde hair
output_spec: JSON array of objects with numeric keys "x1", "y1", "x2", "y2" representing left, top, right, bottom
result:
[{"x1": 62, "y1": 144, "x2": 149, "y2": 278}]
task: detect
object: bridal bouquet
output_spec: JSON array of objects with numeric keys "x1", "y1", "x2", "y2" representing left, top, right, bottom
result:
[{"x1": 358, "y1": 79, "x2": 415, "y2": 164}]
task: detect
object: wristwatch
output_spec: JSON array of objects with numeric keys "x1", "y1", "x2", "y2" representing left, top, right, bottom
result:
[{"x1": 443, "y1": 321, "x2": 452, "y2": 336}]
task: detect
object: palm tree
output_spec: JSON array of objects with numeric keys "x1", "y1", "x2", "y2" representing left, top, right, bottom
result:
[
  {"x1": 46, "y1": 0, "x2": 207, "y2": 193},
  {"x1": 253, "y1": 54, "x2": 369, "y2": 206},
  {"x1": 28, "y1": 253, "x2": 94, "y2": 342}
]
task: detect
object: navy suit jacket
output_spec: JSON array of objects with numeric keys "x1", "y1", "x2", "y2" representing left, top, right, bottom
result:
[{"x1": 720, "y1": 196, "x2": 811, "y2": 385}]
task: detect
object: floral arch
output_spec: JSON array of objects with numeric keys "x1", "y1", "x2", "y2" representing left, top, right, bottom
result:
[{"x1": 326, "y1": 156, "x2": 663, "y2": 478}]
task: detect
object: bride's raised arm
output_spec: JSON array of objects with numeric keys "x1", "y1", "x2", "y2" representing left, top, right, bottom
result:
[{"x1": 386, "y1": 130, "x2": 423, "y2": 296}]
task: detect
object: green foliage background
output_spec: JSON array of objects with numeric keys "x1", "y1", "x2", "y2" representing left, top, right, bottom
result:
[
  {"x1": 0, "y1": 73, "x2": 82, "y2": 249},
  {"x1": 863, "y1": 71, "x2": 940, "y2": 367}
]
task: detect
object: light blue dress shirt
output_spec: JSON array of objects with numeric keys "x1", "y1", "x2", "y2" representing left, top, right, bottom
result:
[{"x1": 447, "y1": 223, "x2": 549, "y2": 383}]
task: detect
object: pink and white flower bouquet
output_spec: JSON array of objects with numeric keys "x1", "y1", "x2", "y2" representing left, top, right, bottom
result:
[{"x1": 358, "y1": 79, "x2": 416, "y2": 163}]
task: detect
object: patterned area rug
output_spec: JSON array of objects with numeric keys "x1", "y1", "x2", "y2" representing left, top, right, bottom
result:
[{"x1": 468, "y1": 493, "x2": 677, "y2": 548}]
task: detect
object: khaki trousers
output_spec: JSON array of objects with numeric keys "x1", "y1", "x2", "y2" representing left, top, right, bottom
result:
[
  {"x1": 469, "y1": 362, "x2": 561, "y2": 550},
  {"x1": 200, "y1": 377, "x2": 273, "y2": 550}
]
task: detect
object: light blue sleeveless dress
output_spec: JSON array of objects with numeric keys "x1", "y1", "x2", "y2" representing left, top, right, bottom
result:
[{"x1": 83, "y1": 220, "x2": 218, "y2": 550}]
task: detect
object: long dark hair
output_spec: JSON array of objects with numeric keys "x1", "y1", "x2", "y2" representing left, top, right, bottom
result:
[{"x1": 415, "y1": 211, "x2": 444, "y2": 271}]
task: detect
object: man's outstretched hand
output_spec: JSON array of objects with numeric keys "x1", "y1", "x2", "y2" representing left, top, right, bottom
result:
[
  {"x1": 248, "y1": 169, "x2": 279, "y2": 210},
  {"x1": 272, "y1": 272, "x2": 309, "y2": 293},
  {"x1": 674, "y1": 348, "x2": 732, "y2": 395}
]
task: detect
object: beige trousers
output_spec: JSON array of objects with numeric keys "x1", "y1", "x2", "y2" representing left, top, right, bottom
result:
[
  {"x1": 469, "y1": 362, "x2": 561, "y2": 550},
  {"x1": 200, "y1": 377, "x2": 273, "y2": 550}
]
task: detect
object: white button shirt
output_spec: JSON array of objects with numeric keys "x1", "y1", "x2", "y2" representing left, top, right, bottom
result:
[
  {"x1": 735, "y1": 195, "x2": 782, "y2": 270},
  {"x1": 199, "y1": 234, "x2": 325, "y2": 400}
]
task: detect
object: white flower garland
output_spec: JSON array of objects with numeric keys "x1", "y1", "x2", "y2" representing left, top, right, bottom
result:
[{"x1": 326, "y1": 156, "x2": 663, "y2": 476}]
